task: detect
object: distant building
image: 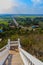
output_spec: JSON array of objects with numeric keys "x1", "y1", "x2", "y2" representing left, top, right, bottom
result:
[
  {"x1": 9, "y1": 23, "x2": 16, "y2": 29},
  {"x1": 32, "y1": 25, "x2": 39, "y2": 28},
  {"x1": 0, "y1": 30, "x2": 3, "y2": 32}
]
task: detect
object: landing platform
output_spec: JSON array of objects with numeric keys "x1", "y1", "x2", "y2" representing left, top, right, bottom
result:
[{"x1": 3, "y1": 49, "x2": 24, "y2": 65}]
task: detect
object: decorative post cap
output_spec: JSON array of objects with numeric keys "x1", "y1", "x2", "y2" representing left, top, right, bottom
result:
[
  {"x1": 18, "y1": 38, "x2": 20, "y2": 41},
  {"x1": 8, "y1": 39, "x2": 10, "y2": 41}
]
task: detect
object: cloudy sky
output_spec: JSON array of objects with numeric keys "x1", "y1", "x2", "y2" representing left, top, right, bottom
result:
[{"x1": 0, "y1": 0, "x2": 43, "y2": 14}]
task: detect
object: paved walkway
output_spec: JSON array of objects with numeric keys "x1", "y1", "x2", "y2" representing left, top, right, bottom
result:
[{"x1": 3, "y1": 49, "x2": 24, "y2": 65}]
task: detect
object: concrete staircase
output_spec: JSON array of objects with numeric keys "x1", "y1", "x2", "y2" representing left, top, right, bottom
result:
[
  {"x1": 3, "y1": 49, "x2": 24, "y2": 65},
  {"x1": 0, "y1": 39, "x2": 43, "y2": 65}
]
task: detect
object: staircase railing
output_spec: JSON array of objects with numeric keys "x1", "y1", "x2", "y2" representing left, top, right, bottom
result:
[
  {"x1": 0, "y1": 38, "x2": 43, "y2": 65},
  {"x1": 0, "y1": 44, "x2": 9, "y2": 65},
  {"x1": 18, "y1": 38, "x2": 43, "y2": 65}
]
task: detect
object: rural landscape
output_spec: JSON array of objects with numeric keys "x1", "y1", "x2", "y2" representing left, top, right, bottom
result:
[
  {"x1": 0, "y1": 14, "x2": 43, "y2": 62},
  {"x1": 0, "y1": 0, "x2": 43, "y2": 65}
]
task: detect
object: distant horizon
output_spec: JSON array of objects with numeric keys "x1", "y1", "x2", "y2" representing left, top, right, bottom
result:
[{"x1": 0, "y1": 14, "x2": 43, "y2": 16}]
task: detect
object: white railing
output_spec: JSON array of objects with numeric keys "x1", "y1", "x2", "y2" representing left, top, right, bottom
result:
[
  {"x1": 18, "y1": 38, "x2": 43, "y2": 65},
  {"x1": 9, "y1": 39, "x2": 19, "y2": 47},
  {"x1": 19, "y1": 48, "x2": 43, "y2": 65},
  {"x1": 0, "y1": 38, "x2": 43, "y2": 65},
  {"x1": 10, "y1": 41, "x2": 18, "y2": 44},
  {"x1": 10, "y1": 41, "x2": 18, "y2": 46},
  {"x1": 0, "y1": 44, "x2": 9, "y2": 65},
  {"x1": 0, "y1": 45, "x2": 6, "y2": 52}
]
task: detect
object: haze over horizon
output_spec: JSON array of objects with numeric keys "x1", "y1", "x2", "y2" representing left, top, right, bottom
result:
[{"x1": 0, "y1": 0, "x2": 43, "y2": 14}]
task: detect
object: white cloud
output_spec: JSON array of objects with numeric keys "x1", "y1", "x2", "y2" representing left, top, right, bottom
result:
[
  {"x1": 0, "y1": 0, "x2": 21, "y2": 14},
  {"x1": 31, "y1": 0, "x2": 41, "y2": 3},
  {"x1": 0, "y1": 0, "x2": 18, "y2": 14},
  {"x1": 31, "y1": 0, "x2": 43, "y2": 7},
  {"x1": 0, "y1": 0, "x2": 12, "y2": 13},
  {"x1": 31, "y1": 0, "x2": 43, "y2": 5},
  {"x1": 0, "y1": 0, "x2": 43, "y2": 14}
]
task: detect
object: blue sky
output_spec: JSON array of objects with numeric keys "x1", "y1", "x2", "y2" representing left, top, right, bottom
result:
[{"x1": 0, "y1": 0, "x2": 43, "y2": 14}]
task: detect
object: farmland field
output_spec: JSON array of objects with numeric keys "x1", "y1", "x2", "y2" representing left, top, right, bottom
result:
[{"x1": 0, "y1": 18, "x2": 8, "y2": 25}]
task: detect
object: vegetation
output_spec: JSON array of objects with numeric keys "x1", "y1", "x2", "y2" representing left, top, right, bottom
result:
[
  {"x1": 0, "y1": 19, "x2": 8, "y2": 25},
  {"x1": 0, "y1": 16, "x2": 43, "y2": 61},
  {"x1": 15, "y1": 16, "x2": 43, "y2": 27}
]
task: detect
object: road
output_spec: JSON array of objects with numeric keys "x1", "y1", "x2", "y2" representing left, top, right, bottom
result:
[{"x1": 13, "y1": 18, "x2": 19, "y2": 27}]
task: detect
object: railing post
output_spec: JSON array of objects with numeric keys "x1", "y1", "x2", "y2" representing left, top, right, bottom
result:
[
  {"x1": 18, "y1": 38, "x2": 21, "y2": 49},
  {"x1": 29, "y1": 61, "x2": 33, "y2": 65},
  {"x1": 8, "y1": 39, "x2": 10, "y2": 49}
]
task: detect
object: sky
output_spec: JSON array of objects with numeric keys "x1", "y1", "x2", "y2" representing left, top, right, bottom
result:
[{"x1": 0, "y1": 0, "x2": 43, "y2": 14}]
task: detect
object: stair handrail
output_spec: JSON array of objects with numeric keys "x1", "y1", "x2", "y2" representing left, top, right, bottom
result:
[{"x1": 18, "y1": 38, "x2": 43, "y2": 65}]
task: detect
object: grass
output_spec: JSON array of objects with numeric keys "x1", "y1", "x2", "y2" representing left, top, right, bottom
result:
[
  {"x1": 14, "y1": 16, "x2": 43, "y2": 18},
  {"x1": 0, "y1": 39, "x2": 7, "y2": 49},
  {"x1": 1, "y1": 31, "x2": 43, "y2": 51},
  {"x1": 0, "y1": 18, "x2": 8, "y2": 25}
]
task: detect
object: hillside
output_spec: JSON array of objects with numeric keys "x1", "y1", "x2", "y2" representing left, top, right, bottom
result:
[{"x1": 0, "y1": 16, "x2": 43, "y2": 61}]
